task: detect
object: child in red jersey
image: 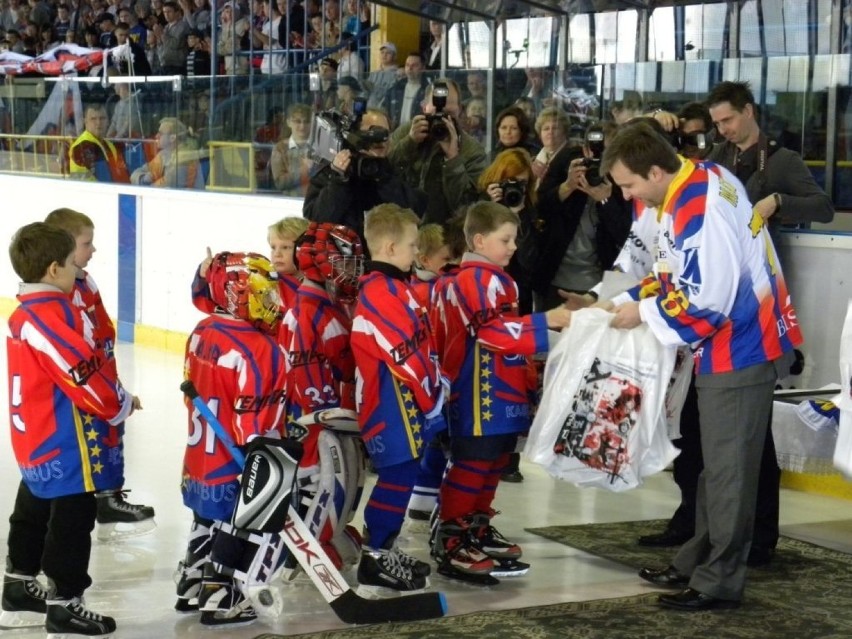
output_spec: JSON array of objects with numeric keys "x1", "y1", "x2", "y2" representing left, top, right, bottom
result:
[
  {"x1": 435, "y1": 201, "x2": 570, "y2": 584},
  {"x1": 410, "y1": 223, "x2": 451, "y2": 306},
  {"x1": 1, "y1": 222, "x2": 134, "y2": 637},
  {"x1": 279, "y1": 222, "x2": 365, "y2": 569},
  {"x1": 176, "y1": 252, "x2": 287, "y2": 625},
  {"x1": 44, "y1": 208, "x2": 152, "y2": 541},
  {"x1": 350, "y1": 203, "x2": 447, "y2": 594}
]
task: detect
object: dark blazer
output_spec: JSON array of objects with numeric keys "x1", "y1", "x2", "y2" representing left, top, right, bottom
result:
[{"x1": 385, "y1": 76, "x2": 428, "y2": 129}]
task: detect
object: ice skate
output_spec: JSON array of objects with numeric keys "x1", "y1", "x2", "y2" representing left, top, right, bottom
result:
[
  {"x1": 45, "y1": 596, "x2": 116, "y2": 638},
  {"x1": 95, "y1": 489, "x2": 156, "y2": 541},
  {"x1": 383, "y1": 533, "x2": 431, "y2": 578},
  {"x1": 433, "y1": 518, "x2": 497, "y2": 586},
  {"x1": 173, "y1": 560, "x2": 203, "y2": 612},
  {"x1": 0, "y1": 569, "x2": 48, "y2": 629},
  {"x1": 198, "y1": 566, "x2": 257, "y2": 627},
  {"x1": 470, "y1": 512, "x2": 528, "y2": 577},
  {"x1": 356, "y1": 546, "x2": 428, "y2": 598}
]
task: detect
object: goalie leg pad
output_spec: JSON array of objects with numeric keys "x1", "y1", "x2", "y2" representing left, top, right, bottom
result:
[
  {"x1": 232, "y1": 436, "x2": 302, "y2": 533},
  {"x1": 210, "y1": 521, "x2": 284, "y2": 588},
  {"x1": 303, "y1": 429, "x2": 347, "y2": 544}
]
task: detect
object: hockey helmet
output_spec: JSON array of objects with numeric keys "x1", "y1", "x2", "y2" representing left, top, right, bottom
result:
[
  {"x1": 207, "y1": 251, "x2": 282, "y2": 334},
  {"x1": 295, "y1": 222, "x2": 364, "y2": 303}
]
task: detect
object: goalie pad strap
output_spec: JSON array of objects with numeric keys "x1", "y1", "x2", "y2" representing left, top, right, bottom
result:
[{"x1": 210, "y1": 521, "x2": 284, "y2": 587}]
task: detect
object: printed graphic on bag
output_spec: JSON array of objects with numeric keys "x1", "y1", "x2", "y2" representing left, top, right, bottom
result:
[{"x1": 553, "y1": 357, "x2": 643, "y2": 484}]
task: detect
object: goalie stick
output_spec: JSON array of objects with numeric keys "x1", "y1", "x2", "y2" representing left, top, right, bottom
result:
[{"x1": 181, "y1": 380, "x2": 448, "y2": 624}]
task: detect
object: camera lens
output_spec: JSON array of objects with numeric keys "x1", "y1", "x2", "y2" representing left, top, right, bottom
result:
[{"x1": 429, "y1": 118, "x2": 449, "y2": 141}]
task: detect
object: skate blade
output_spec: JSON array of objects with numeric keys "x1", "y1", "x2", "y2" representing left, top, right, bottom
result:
[
  {"x1": 355, "y1": 580, "x2": 430, "y2": 599},
  {"x1": 0, "y1": 608, "x2": 46, "y2": 628},
  {"x1": 47, "y1": 632, "x2": 114, "y2": 639},
  {"x1": 436, "y1": 565, "x2": 500, "y2": 586},
  {"x1": 199, "y1": 610, "x2": 258, "y2": 627},
  {"x1": 96, "y1": 518, "x2": 157, "y2": 542},
  {"x1": 490, "y1": 560, "x2": 530, "y2": 578}
]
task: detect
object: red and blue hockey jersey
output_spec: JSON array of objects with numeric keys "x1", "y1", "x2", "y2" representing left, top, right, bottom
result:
[
  {"x1": 7, "y1": 286, "x2": 134, "y2": 499},
  {"x1": 350, "y1": 263, "x2": 446, "y2": 468},
  {"x1": 443, "y1": 254, "x2": 549, "y2": 437},
  {"x1": 627, "y1": 158, "x2": 803, "y2": 374},
  {"x1": 280, "y1": 281, "x2": 355, "y2": 422},
  {"x1": 71, "y1": 271, "x2": 116, "y2": 377},
  {"x1": 182, "y1": 313, "x2": 287, "y2": 521}
]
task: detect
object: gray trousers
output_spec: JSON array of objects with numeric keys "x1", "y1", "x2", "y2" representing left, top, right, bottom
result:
[{"x1": 671, "y1": 361, "x2": 776, "y2": 601}]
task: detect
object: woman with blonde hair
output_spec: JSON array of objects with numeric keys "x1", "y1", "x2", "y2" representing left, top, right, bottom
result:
[{"x1": 531, "y1": 106, "x2": 571, "y2": 186}]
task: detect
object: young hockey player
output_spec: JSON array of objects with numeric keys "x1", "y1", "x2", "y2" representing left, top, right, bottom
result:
[
  {"x1": 174, "y1": 252, "x2": 287, "y2": 625},
  {"x1": 1, "y1": 222, "x2": 134, "y2": 637},
  {"x1": 409, "y1": 223, "x2": 452, "y2": 305},
  {"x1": 44, "y1": 208, "x2": 152, "y2": 541},
  {"x1": 350, "y1": 203, "x2": 447, "y2": 594},
  {"x1": 279, "y1": 222, "x2": 365, "y2": 569},
  {"x1": 191, "y1": 216, "x2": 309, "y2": 313},
  {"x1": 435, "y1": 201, "x2": 571, "y2": 584},
  {"x1": 407, "y1": 215, "x2": 467, "y2": 525}
]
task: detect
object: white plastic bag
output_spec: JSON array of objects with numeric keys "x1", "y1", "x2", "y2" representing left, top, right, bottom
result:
[
  {"x1": 833, "y1": 300, "x2": 852, "y2": 477},
  {"x1": 525, "y1": 308, "x2": 679, "y2": 491}
]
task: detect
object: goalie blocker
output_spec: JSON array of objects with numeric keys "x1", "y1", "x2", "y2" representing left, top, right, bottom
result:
[{"x1": 181, "y1": 381, "x2": 447, "y2": 624}]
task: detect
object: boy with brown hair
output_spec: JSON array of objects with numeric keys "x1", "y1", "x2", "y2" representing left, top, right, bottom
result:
[
  {"x1": 44, "y1": 208, "x2": 152, "y2": 541},
  {"x1": 1, "y1": 222, "x2": 134, "y2": 636}
]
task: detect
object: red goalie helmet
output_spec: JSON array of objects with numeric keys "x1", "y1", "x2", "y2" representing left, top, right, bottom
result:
[
  {"x1": 295, "y1": 222, "x2": 364, "y2": 303},
  {"x1": 206, "y1": 251, "x2": 282, "y2": 334}
]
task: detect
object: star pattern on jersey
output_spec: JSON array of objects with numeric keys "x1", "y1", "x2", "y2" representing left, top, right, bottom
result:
[
  {"x1": 480, "y1": 351, "x2": 493, "y2": 422},
  {"x1": 81, "y1": 412, "x2": 105, "y2": 474},
  {"x1": 400, "y1": 384, "x2": 423, "y2": 452}
]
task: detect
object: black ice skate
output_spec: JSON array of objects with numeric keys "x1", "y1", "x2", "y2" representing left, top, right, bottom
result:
[
  {"x1": 471, "y1": 511, "x2": 529, "y2": 578},
  {"x1": 198, "y1": 565, "x2": 257, "y2": 626},
  {"x1": 356, "y1": 546, "x2": 428, "y2": 598},
  {"x1": 95, "y1": 489, "x2": 156, "y2": 542},
  {"x1": 0, "y1": 569, "x2": 48, "y2": 629},
  {"x1": 381, "y1": 533, "x2": 431, "y2": 578},
  {"x1": 433, "y1": 518, "x2": 498, "y2": 586},
  {"x1": 45, "y1": 596, "x2": 116, "y2": 638}
]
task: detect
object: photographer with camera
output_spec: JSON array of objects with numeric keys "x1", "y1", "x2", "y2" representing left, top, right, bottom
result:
[
  {"x1": 303, "y1": 106, "x2": 426, "y2": 244},
  {"x1": 389, "y1": 78, "x2": 488, "y2": 226},
  {"x1": 534, "y1": 121, "x2": 631, "y2": 310}
]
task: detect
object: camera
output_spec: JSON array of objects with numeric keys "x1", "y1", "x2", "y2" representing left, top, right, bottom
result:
[
  {"x1": 674, "y1": 130, "x2": 711, "y2": 156},
  {"x1": 425, "y1": 81, "x2": 450, "y2": 141},
  {"x1": 499, "y1": 179, "x2": 527, "y2": 208},
  {"x1": 309, "y1": 97, "x2": 390, "y2": 180},
  {"x1": 582, "y1": 127, "x2": 606, "y2": 187}
]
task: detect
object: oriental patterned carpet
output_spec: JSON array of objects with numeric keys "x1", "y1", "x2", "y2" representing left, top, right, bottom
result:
[{"x1": 255, "y1": 519, "x2": 852, "y2": 639}]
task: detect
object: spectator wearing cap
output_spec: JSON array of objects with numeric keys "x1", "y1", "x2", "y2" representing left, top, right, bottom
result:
[
  {"x1": 386, "y1": 51, "x2": 427, "y2": 128},
  {"x1": 216, "y1": 1, "x2": 248, "y2": 75},
  {"x1": 336, "y1": 75, "x2": 361, "y2": 115},
  {"x1": 336, "y1": 31, "x2": 363, "y2": 80},
  {"x1": 314, "y1": 56, "x2": 338, "y2": 111},
  {"x1": 184, "y1": 28, "x2": 210, "y2": 77},
  {"x1": 366, "y1": 41, "x2": 398, "y2": 110}
]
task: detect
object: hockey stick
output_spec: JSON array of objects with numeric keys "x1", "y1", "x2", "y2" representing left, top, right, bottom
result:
[{"x1": 181, "y1": 380, "x2": 447, "y2": 624}]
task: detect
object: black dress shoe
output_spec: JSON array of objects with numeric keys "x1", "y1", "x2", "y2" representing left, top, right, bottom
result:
[
  {"x1": 638, "y1": 566, "x2": 690, "y2": 588},
  {"x1": 637, "y1": 528, "x2": 693, "y2": 547},
  {"x1": 500, "y1": 470, "x2": 524, "y2": 483},
  {"x1": 658, "y1": 587, "x2": 740, "y2": 611},
  {"x1": 747, "y1": 546, "x2": 774, "y2": 567}
]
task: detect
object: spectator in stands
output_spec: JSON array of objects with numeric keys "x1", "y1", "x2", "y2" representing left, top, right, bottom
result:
[
  {"x1": 514, "y1": 97, "x2": 540, "y2": 147},
  {"x1": 313, "y1": 56, "x2": 338, "y2": 111},
  {"x1": 341, "y1": 0, "x2": 366, "y2": 36},
  {"x1": 118, "y1": 7, "x2": 144, "y2": 44},
  {"x1": 106, "y1": 80, "x2": 142, "y2": 139},
  {"x1": 184, "y1": 28, "x2": 210, "y2": 77},
  {"x1": 337, "y1": 31, "x2": 364, "y2": 80},
  {"x1": 149, "y1": 0, "x2": 166, "y2": 25},
  {"x1": 322, "y1": 0, "x2": 340, "y2": 47},
  {"x1": 26, "y1": 0, "x2": 51, "y2": 30},
  {"x1": 130, "y1": 117, "x2": 203, "y2": 188},
  {"x1": 82, "y1": 24, "x2": 98, "y2": 48},
  {"x1": 535, "y1": 120, "x2": 631, "y2": 311},
  {"x1": 491, "y1": 105, "x2": 539, "y2": 161},
  {"x1": 270, "y1": 102, "x2": 312, "y2": 196},
  {"x1": 114, "y1": 22, "x2": 152, "y2": 75},
  {"x1": 216, "y1": 1, "x2": 248, "y2": 75},
  {"x1": 304, "y1": 107, "x2": 426, "y2": 243},
  {"x1": 461, "y1": 96, "x2": 486, "y2": 145},
  {"x1": 179, "y1": 0, "x2": 211, "y2": 34},
  {"x1": 366, "y1": 41, "x2": 399, "y2": 110},
  {"x1": 69, "y1": 103, "x2": 130, "y2": 183},
  {"x1": 5, "y1": 28, "x2": 23, "y2": 52},
  {"x1": 424, "y1": 19, "x2": 443, "y2": 70},
  {"x1": 518, "y1": 68, "x2": 549, "y2": 113},
  {"x1": 153, "y1": 1, "x2": 189, "y2": 75},
  {"x1": 54, "y1": 3, "x2": 71, "y2": 41},
  {"x1": 337, "y1": 75, "x2": 362, "y2": 115},
  {"x1": 464, "y1": 70, "x2": 486, "y2": 105},
  {"x1": 0, "y1": 0, "x2": 17, "y2": 32},
  {"x1": 389, "y1": 78, "x2": 487, "y2": 225},
  {"x1": 253, "y1": 0, "x2": 285, "y2": 74},
  {"x1": 386, "y1": 51, "x2": 427, "y2": 128},
  {"x1": 530, "y1": 106, "x2": 570, "y2": 187},
  {"x1": 96, "y1": 12, "x2": 117, "y2": 47}
]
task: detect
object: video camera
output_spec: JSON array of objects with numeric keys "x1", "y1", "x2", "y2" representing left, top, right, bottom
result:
[
  {"x1": 425, "y1": 81, "x2": 451, "y2": 141},
  {"x1": 309, "y1": 97, "x2": 390, "y2": 180},
  {"x1": 581, "y1": 127, "x2": 606, "y2": 187}
]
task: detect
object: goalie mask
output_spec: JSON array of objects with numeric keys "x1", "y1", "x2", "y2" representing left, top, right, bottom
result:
[
  {"x1": 295, "y1": 222, "x2": 364, "y2": 303},
  {"x1": 207, "y1": 251, "x2": 282, "y2": 334}
]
